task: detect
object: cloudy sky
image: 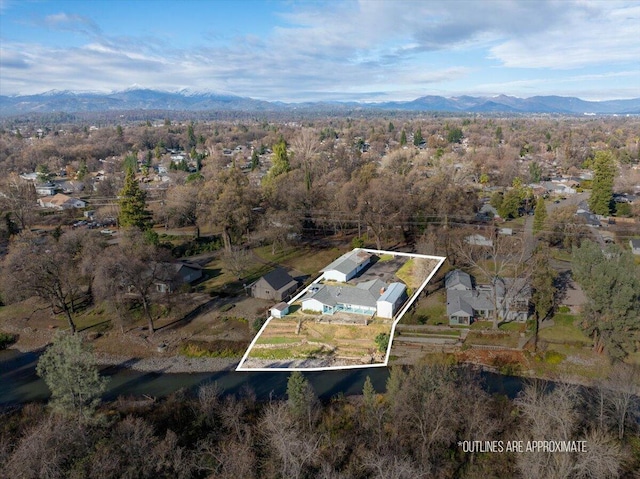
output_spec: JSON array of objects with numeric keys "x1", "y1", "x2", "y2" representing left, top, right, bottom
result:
[{"x1": 1, "y1": 0, "x2": 639, "y2": 102}]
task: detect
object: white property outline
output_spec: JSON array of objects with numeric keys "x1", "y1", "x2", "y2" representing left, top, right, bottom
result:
[{"x1": 236, "y1": 248, "x2": 446, "y2": 372}]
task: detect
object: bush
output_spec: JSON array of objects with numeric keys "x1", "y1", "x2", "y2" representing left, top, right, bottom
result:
[
  {"x1": 543, "y1": 350, "x2": 566, "y2": 365},
  {"x1": 351, "y1": 236, "x2": 366, "y2": 248},
  {"x1": 172, "y1": 236, "x2": 221, "y2": 257},
  {"x1": 0, "y1": 332, "x2": 17, "y2": 350},
  {"x1": 219, "y1": 303, "x2": 235, "y2": 312},
  {"x1": 374, "y1": 332, "x2": 390, "y2": 353},
  {"x1": 252, "y1": 316, "x2": 267, "y2": 333},
  {"x1": 491, "y1": 356, "x2": 521, "y2": 375},
  {"x1": 179, "y1": 340, "x2": 246, "y2": 358}
]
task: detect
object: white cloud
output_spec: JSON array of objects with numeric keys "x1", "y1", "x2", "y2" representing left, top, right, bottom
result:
[
  {"x1": 1, "y1": 1, "x2": 639, "y2": 100},
  {"x1": 489, "y1": 2, "x2": 640, "y2": 69}
]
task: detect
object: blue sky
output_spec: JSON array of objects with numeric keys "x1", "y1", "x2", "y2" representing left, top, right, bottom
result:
[{"x1": 1, "y1": 0, "x2": 639, "y2": 101}]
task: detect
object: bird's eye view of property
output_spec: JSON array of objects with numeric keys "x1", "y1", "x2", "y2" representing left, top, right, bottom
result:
[
  {"x1": 1, "y1": 1, "x2": 640, "y2": 478},
  {"x1": 239, "y1": 249, "x2": 444, "y2": 370}
]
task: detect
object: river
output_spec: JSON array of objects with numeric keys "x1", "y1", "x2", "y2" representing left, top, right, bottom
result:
[{"x1": 0, "y1": 349, "x2": 529, "y2": 406}]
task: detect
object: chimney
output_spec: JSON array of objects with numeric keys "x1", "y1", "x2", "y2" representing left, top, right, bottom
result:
[{"x1": 380, "y1": 287, "x2": 386, "y2": 295}]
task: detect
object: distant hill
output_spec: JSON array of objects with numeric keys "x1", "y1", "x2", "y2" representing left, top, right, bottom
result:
[{"x1": 1, "y1": 89, "x2": 639, "y2": 115}]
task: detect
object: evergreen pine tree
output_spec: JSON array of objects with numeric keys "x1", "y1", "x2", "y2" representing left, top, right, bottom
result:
[
  {"x1": 589, "y1": 151, "x2": 616, "y2": 215},
  {"x1": 36, "y1": 333, "x2": 107, "y2": 418},
  {"x1": 118, "y1": 168, "x2": 151, "y2": 230},
  {"x1": 413, "y1": 127, "x2": 423, "y2": 146},
  {"x1": 533, "y1": 196, "x2": 547, "y2": 235},
  {"x1": 400, "y1": 130, "x2": 407, "y2": 146}
]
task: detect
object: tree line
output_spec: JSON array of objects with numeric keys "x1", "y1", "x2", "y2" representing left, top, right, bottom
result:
[{"x1": 3, "y1": 343, "x2": 639, "y2": 479}]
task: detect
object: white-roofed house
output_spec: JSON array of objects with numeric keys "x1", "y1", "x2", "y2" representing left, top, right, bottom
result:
[
  {"x1": 320, "y1": 249, "x2": 372, "y2": 282},
  {"x1": 38, "y1": 193, "x2": 85, "y2": 210}
]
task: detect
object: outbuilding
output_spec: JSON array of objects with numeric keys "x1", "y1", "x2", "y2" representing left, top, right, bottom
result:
[
  {"x1": 271, "y1": 302, "x2": 289, "y2": 318},
  {"x1": 376, "y1": 282, "x2": 408, "y2": 319}
]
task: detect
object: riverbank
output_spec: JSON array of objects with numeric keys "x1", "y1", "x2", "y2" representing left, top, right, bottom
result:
[
  {"x1": 94, "y1": 352, "x2": 240, "y2": 373},
  {"x1": 6, "y1": 343, "x2": 240, "y2": 374}
]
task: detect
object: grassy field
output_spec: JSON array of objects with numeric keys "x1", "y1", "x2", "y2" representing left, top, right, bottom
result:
[
  {"x1": 539, "y1": 312, "x2": 591, "y2": 345},
  {"x1": 401, "y1": 291, "x2": 447, "y2": 325},
  {"x1": 396, "y1": 257, "x2": 440, "y2": 291},
  {"x1": 254, "y1": 245, "x2": 348, "y2": 276},
  {"x1": 249, "y1": 316, "x2": 389, "y2": 362}
]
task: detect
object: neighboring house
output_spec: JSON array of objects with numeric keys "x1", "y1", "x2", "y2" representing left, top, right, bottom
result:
[
  {"x1": 445, "y1": 270, "x2": 530, "y2": 325},
  {"x1": 155, "y1": 260, "x2": 203, "y2": 293},
  {"x1": 58, "y1": 180, "x2": 84, "y2": 194},
  {"x1": 445, "y1": 269, "x2": 473, "y2": 291},
  {"x1": 476, "y1": 203, "x2": 500, "y2": 221},
  {"x1": 251, "y1": 267, "x2": 298, "y2": 301},
  {"x1": 19, "y1": 172, "x2": 39, "y2": 182},
  {"x1": 542, "y1": 181, "x2": 577, "y2": 195},
  {"x1": 35, "y1": 183, "x2": 57, "y2": 196},
  {"x1": 321, "y1": 249, "x2": 372, "y2": 282},
  {"x1": 38, "y1": 193, "x2": 85, "y2": 209},
  {"x1": 575, "y1": 211, "x2": 601, "y2": 227},
  {"x1": 630, "y1": 239, "x2": 640, "y2": 255},
  {"x1": 465, "y1": 234, "x2": 494, "y2": 247},
  {"x1": 301, "y1": 279, "x2": 407, "y2": 319}
]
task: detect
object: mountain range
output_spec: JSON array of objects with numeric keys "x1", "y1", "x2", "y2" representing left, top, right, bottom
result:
[{"x1": 1, "y1": 89, "x2": 639, "y2": 115}]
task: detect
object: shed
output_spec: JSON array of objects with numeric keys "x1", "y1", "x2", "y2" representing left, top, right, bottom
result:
[{"x1": 271, "y1": 302, "x2": 289, "y2": 318}]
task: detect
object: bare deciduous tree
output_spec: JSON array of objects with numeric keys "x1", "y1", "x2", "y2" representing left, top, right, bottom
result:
[{"x1": 455, "y1": 228, "x2": 532, "y2": 328}]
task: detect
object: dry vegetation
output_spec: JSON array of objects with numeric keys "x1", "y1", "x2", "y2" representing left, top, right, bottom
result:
[{"x1": 0, "y1": 113, "x2": 638, "y2": 371}]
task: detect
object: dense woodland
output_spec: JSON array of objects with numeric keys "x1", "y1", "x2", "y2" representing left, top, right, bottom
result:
[
  {"x1": 1, "y1": 361, "x2": 639, "y2": 479},
  {"x1": 1, "y1": 114, "x2": 639, "y2": 249}
]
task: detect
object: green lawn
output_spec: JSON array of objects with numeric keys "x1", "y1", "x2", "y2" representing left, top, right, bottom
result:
[
  {"x1": 499, "y1": 321, "x2": 526, "y2": 332},
  {"x1": 401, "y1": 291, "x2": 447, "y2": 325},
  {"x1": 255, "y1": 245, "x2": 348, "y2": 276},
  {"x1": 539, "y1": 312, "x2": 591, "y2": 345}
]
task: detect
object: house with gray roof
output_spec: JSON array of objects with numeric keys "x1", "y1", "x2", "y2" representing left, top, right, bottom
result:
[
  {"x1": 321, "y1": 249, "x2": 372, "y2": 282},
  {"x1": 251, "y1": 267, "x2": 299, "y2": 301},
  {"x1": 445, "y1": 269, "x2": 530, "y2": 325},
  {"x1": 630, "y1": 239, "x2": 640, "y2": 255},
  {"x1": 445, "y1": 270, "x2": 473, "y2": 291},
  {"x1": 301, "y1": 278, "x2": 406, "y2": 319}
]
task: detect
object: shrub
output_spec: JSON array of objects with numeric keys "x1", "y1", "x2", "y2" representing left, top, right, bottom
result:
[
  {"x1": 219, "y1": 303, "x2": 235, "y2": 312},
  {"x1": 543, "y1": 350, "x2": 566, "y2": 365},
  {"x1": 0, "y1": 332, "x2": 17, "y2": 350},
  {"x1": 351, "y1": 236, "x2": 366, "y2": 248},
  {"x1": 252, "y1": 316, "x2": 267, "y2": 333},
  {"x1": 374, "y1": 332, "x2": 390, "y2": 353},
  {"x1": 179, "y1": 340, "x2": 246, "y2": 358}
]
